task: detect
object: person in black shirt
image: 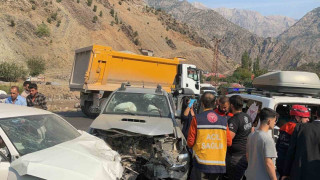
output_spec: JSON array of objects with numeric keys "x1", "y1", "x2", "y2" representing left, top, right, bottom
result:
[{"x1": 226, "y1": 95, "x2": 253, "y2": 180}]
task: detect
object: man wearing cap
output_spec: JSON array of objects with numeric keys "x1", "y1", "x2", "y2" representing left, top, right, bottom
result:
[
  {"x1": 281, "y1": 106, "x2": 320, "y2": 180},
  {"x1": 276, "y1": 105, "x2": 310, "y2": 179}
]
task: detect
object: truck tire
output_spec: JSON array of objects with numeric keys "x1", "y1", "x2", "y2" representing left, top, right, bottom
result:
[{"x1": 81, "y1": 101, "x2": 99, "y2": 118}]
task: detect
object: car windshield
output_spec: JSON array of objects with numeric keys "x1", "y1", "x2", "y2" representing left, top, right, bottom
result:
[
  {"x1": 0, "y1": 114, "x2": 80, "y2": 156},
  {"x1": 104, "y1": 92, "x2": 171, "y2": 117}
]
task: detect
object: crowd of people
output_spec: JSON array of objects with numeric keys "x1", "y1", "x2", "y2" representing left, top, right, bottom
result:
[
  {"x1": 181, "y1": 92, "x2": 320, "y2": 180},
  {"x1": 2, "y1": 81, "x2": 47, "y2": 110}
]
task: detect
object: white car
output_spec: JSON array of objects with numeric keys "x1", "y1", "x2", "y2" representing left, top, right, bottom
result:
[{"x1": 0, "y1": 104, "x2": 123, "y2": 180}]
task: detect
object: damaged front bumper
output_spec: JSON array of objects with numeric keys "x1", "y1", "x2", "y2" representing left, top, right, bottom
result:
[{"x1": 90, "y1": 129, "x2": 189, "y2": 180}]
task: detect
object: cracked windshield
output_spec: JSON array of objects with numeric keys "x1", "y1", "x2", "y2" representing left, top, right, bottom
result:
[{"x1": 0, "y1": 114, "x2": 80, "y2": 156}]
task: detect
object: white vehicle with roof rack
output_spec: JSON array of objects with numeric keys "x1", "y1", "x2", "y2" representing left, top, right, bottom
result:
[{"x1": 227, "y1": 71, "x2": 320, "y2": 141}]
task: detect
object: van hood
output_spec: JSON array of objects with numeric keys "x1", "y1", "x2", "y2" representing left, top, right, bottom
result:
[
  {"x1": 90, "y1": 114, "x2": 175, "y2": 136},
  {"x1": 11, "y1": 131, "x2": 123, "y2": 180}
]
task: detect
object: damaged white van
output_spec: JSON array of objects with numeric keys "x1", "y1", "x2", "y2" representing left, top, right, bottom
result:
[
  {"x1": 229, "y1": 71, "x2": 320, "y2": 141},
  {"x1": 89, "y1": 85, "x2": 190, "y2": 179}
]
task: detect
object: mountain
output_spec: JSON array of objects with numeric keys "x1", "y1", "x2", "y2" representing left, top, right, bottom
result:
[
  {"x1": 191, "y1": 2, "x2": 208, "y2": 10},
  {"x1": 214, "y1": 8, "x2": 297, "y2": 38},
  {"x1": 145, "y1": 0, "x2": 315, "y2": 70},
  {"x1": 278, "y1": 7, "x2": 320, "y2": 60},
  {"x1": 0, "y1": 0, "x2": 237, "y2": 80}
]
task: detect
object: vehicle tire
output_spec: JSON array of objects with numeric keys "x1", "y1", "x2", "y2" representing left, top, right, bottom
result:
[{"x1": 81, "y1": 101, "x2": 99, "y2": 118}]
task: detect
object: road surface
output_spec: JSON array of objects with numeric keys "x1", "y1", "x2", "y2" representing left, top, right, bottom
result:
[{"x1": 57, "y1": 111, "x2": 94, "y2": 131}]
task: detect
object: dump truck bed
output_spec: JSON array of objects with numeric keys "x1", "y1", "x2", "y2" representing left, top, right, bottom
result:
[{"x1": 69, "y1": 45, "x2": 180, "y2": 93}]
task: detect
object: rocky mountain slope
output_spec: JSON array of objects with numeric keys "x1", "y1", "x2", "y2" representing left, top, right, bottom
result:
[
  {"x1": 145, "y1": 0, "x2": 317, "y2": 69},
  {"x1": 214, "y1": 8, "x2": 297, "y2": 38},
  {"x1": 0, "y1": 0, "x2": 236, "y2": 80},
  {"x1": 278, "y1": 7, "x2": 320, "y2": 59}
]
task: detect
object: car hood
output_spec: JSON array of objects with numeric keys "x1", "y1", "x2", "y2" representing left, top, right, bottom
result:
[
  {"x1": 10, "y1": 131, "x2": 123, "y2": 180},
  {"x1": 90, "y1": 114, "x2": 175, "y2": 136}
]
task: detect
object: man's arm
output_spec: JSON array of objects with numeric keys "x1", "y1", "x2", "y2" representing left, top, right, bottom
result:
[
  {"x1": 226, "y1": 125, "x2": 232, "y2": 147},
  {"x1": 39, "y1": 95, "x2": 47, "y2": 110},
  {"x1": 265, "y1": 157, "x2": 277, "y2": 180},
  {"x1": 228, "y1": 117, "x2": 238, "y2": 140},
  {"x1": 187, "y1": 117, "x2": 197, "y2": 148},
  {"x1": 283, "y1": 124, "x2": 300, "y2": 177}
]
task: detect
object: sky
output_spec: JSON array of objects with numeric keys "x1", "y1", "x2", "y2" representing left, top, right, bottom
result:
[{"x1": 188, "y1": 0, "x2": 320, "y2": 19}]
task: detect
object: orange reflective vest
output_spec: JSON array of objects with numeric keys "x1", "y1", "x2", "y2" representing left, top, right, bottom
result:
[{"x1": 192, "y1": 110, "x2": 228, "y2": 173}]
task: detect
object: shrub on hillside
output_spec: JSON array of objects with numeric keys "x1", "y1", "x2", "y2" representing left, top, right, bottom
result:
[
  {"x1": 56, "y1": 20, "x2": 61, "y2": 27},
  {"x1": 77, "y1": 0, "x2": 80, "y2": 3},
  {"x1": 92, "y1": 16, "x2": 98, "y2": 23},
  {"x1": 0, "y1": 62, "x2": 27, "y2": 82},
  {"x1": 87, "y1": 0, "x2": 92, "y2": 6},
  {"x1": 35, "y1": 23, "x2": 50, "y2": 37},
  {"x1": 9, "y1": 20, "x2": 15, "y2": 27},
  {"x1": 93, "y1": 5, "x2": 97, "y2": 12},
  {"x1": 56, "y1": 0, "x2": 62, "y2": 3},
  {"x1": 99, "y1": 11, "x2": 103, "y2": 17},
  {"x1": 26, "y1": 57, "x2": 46, "y2": 76}
]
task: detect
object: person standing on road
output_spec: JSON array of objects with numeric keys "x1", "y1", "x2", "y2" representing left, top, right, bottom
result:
[
  {"x1": 26, "y1": 83, "x2": 47, "y2": 110},
  {"x1": 5, "y1": 86, "x2": 27, "y2": 106},
  {"x1": 246, "y1": 108, "x2": 278, "y2": 180},
  {"x1": 226, "y1": 95, "x2": 252, "y2": 180},
  {"x1": 21, "y1": 81, "x2": 31, "y2": 98},
  {"x1": 188, "y1": 92, "x2": 232, "y2": 180},
  {"x1": 281, "y1": 106, "x2": 320, "y2": 180},
  {"x1": 276, "y1": 105, "x2": 310, "y2": 179},
  {"x1": 181, "y1": 97, "x2": 196, "y2": 139}
]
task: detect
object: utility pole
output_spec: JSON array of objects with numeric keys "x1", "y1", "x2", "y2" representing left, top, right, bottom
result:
[{"x1": 211, "y1": 37, "x2": 223, "y2": 86}]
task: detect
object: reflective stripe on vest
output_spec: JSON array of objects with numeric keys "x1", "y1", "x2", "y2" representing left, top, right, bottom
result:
[{"x1": 193, "y1": 111, "x2": 228, "y2": 167}]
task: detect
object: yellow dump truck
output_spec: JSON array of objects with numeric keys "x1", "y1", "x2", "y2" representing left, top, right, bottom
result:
[{"x1": 69, "y1": 45, "x2": 200, "y2": 117}]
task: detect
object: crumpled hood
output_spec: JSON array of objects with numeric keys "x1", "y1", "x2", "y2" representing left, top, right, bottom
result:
[
  {"x1": 11, "y1": 131, "x2": 123, "y2": 180},
  {"x1": 90, "y1": 114, "x2": 174, "y2": 136}
]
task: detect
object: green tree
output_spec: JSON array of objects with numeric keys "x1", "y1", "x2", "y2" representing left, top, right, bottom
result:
[
  {"x1": 0, "y1": 62, "x2": 27, "y2": 82},
  {"x1": 233, "y1": 67, "x2": 252, "y2": 81},
  {"x1": 241, "y1": 51, "x2": 252, "y2": 70},
  {"x1": 93, "y1": 5, "x2": 97, "y2": 12},
  {"x1": 253, "y1": 57, "x2": 260, "y2": 74},
  {"x1": 99, "y1": 11, "x2": 103, "y2": 17},
  {"x1": 77, "y1": 0, "x2": 80, "y2": 3},
  {"x1": 26, "y1": 57, "x2": 46, "y2": 76}
]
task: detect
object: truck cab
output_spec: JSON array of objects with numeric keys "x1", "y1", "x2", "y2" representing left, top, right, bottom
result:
[{"x1": 176, "y1": 64, "x2": 200, "y2": 95}]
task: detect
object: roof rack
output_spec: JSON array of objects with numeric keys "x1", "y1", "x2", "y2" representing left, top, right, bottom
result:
[{"x1": 246, "y1": 88, "x2": 320, "y2": 98}]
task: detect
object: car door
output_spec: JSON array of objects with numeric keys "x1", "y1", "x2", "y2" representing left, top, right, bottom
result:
[{"x1": 0, "y1": 160, "x2": 10, "y2": 180}]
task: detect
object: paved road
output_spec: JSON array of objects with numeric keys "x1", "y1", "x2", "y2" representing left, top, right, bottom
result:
[{"x1": 57, "y1": 111, "x2": 94, "y2": 131}]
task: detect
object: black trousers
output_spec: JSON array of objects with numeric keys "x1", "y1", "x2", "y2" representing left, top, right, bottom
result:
[
  {"x1": 226, "y1": 155, "x2": 248, "y2": 180},
  {"x1": 191, "y1": 167, "x2": 222, "y2": 180}
]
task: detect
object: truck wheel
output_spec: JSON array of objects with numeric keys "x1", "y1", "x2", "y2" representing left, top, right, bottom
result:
[{"x1": 81, "y1": 101, "x2": 99, "y2": 118}]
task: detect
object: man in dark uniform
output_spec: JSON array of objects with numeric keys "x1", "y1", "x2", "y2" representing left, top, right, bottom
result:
[
  {"x1": 226, "y1": 95, "x2": 253, "y2": 180},
  {"x1": 276, "y1": 105, "x2": 310, "y2": 179},
  {"x1": 282, "y1": 106, "x2": 320, "y2": 180}
]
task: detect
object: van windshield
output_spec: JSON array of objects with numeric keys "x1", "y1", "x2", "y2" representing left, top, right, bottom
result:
[{"x1": 104, "y1": 92, "x2": 171, "y2": 118}]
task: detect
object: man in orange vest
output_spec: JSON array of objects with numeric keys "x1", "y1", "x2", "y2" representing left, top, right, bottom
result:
[{"x1": 188, "y1": 92, "x2": 232, "y2": 180}]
